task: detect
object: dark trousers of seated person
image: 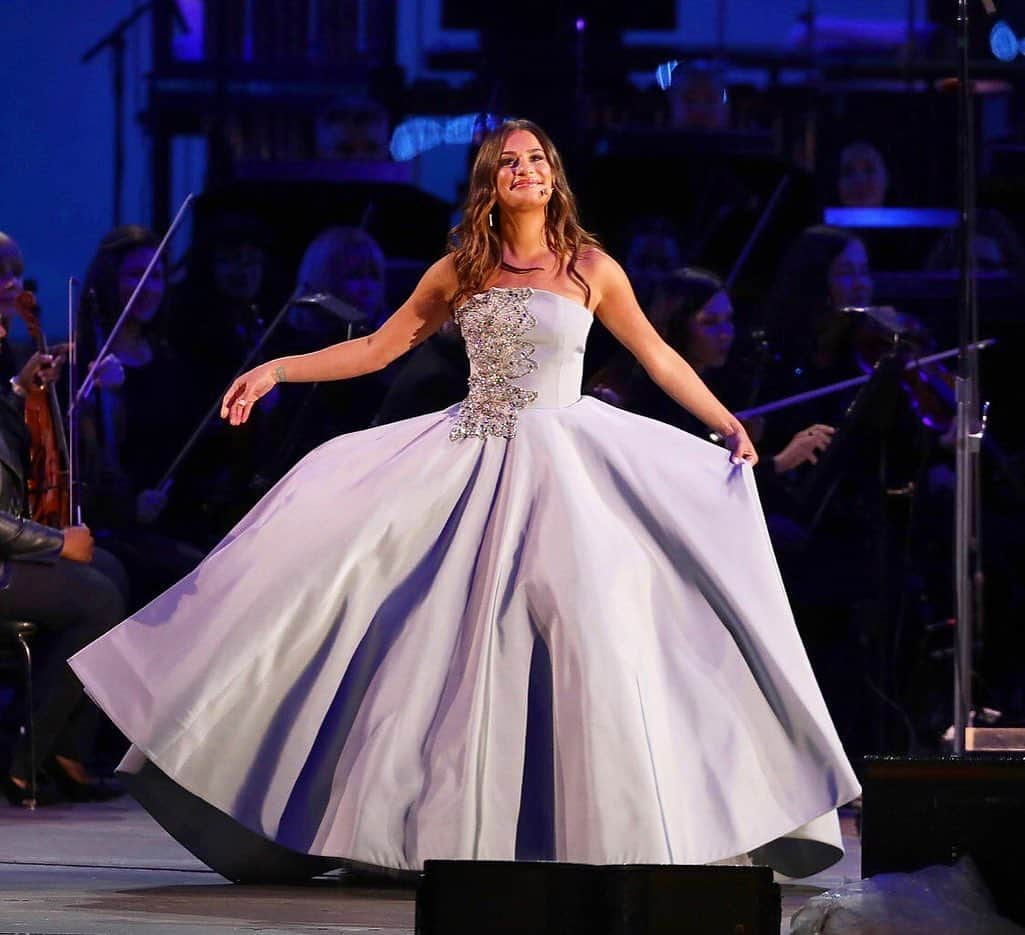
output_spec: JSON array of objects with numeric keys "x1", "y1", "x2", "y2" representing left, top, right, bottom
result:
[
  {"x1": 0, "y1": 553, "x2": 126, "y2": 780},
  {"x1": 97, "y1": 527, "x2": 203, "y2": 611}
]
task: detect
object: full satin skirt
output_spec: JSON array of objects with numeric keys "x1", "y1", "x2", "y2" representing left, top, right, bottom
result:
[{"x1": 71, "y1": 397, "x2": 860, "y2": 881}]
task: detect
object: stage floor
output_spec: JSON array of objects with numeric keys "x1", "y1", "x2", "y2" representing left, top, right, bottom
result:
[{"x1": 0, "y1": 799, "x2": 861, "y2": 934}]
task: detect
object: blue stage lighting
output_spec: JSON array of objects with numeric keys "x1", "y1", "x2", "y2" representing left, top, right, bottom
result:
[
  {"x1": 990, "y1": 20, "x2": 1025, "y2": 61},
  {"x1": 390, "y1": 118, "x2": 442, "y2": 161},
  {"x1": 655, "y1": 59, "x2": 679, "y2": 91},
  {"x1": 390, "y1": 114, "x2": 506, "y2": 162}
]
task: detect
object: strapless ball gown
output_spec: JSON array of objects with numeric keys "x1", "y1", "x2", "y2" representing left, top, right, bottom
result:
[{"x1": 70, "y1": 287, "x2": 860, "y2": 883}]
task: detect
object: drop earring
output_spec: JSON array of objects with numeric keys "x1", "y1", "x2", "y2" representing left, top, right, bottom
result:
[{"x1": 488, "y1": 211, "x2": 494, "y2": 229}]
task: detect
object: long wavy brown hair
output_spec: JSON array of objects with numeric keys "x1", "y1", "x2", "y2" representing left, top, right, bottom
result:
[{"x1": 448, "y1": 119, "x2": 601, "y2": 308}]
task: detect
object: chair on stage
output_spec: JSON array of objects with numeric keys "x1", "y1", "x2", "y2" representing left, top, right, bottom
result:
[{"x1": 0, "y1": 620, "x2": 38, "y2": 808}]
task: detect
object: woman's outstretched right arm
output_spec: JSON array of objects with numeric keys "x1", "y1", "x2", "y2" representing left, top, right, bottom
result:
[{"x1": 221, "y1": 257, "x2": 456, "y2": 425}]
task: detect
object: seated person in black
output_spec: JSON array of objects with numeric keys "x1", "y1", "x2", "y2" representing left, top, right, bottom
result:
[{"x1": 0, "y1": 231, "x2": 127, "y2": 805}]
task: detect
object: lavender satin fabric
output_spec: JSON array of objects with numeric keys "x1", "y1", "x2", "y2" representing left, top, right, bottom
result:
[{"x1": 71, "y1": 289, "x2": 859, "y2": 880}]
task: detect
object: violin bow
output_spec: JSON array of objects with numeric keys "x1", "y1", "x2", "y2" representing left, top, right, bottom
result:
[
  {"x1": 72, "y1": 193, "x2": 196, "y2": 410},
  {"x1": 735, "y1": 339, "x2": 996, "y2": 421},
  {"x1": 66, "y1": 277, "x2": 82, "y2": 525}
]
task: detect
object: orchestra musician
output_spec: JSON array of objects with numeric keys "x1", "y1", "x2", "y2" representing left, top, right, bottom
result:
[
  {"x1": 758, "y1": 225, "x2": 940, "y2": 758},
  {"x1": 0, "y1": 230, "x2": 127, "y2": 806},
  {"x1": 589, "y1": 267, "x2": 836, "y2": 480},
  {"x1": 249, "y1": 227, "x2": 397, "y2": 492},
  {"x1": 76, "y1": 226, "x2": 204, "y2": 607}
]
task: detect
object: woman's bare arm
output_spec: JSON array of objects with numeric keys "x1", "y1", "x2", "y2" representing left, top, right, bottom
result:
[
  {"x1": 221, "y1": 257, "x2": 456, "y2": 424},
  {"x1": 272, "y1": 256, "x2": 455, "y2": 383},
  {"x1": 592, "y1": 254, "x2": 756, "y2": 462}
]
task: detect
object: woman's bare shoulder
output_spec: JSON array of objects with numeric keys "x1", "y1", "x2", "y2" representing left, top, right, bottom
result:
[
  {"x1": 575, "y1": 247, "x2": 620, "y2": 276},
  {"x1": 575, "y1": 248, "x2": 626, "y2": 298}
]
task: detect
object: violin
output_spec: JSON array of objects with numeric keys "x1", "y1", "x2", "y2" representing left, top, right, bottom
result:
[
  {"x1": 13, "y1": 291, "x2": 72, "y2": 527},
  {"x1": 846, "y1": 306, "x2": 959, "y2": 435}
]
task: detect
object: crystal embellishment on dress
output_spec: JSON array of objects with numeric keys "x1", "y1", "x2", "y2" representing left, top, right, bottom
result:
[{"x1": 450, "y1": 287, "x2": 539, "y2": 441}]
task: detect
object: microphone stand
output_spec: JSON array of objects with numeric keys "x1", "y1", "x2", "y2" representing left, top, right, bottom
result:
[
  {"x1": 951, "y1": 0, "x2": 990, "y2": 758},
  {"x1": 81, "y1": 1, "x2": 188, "y2": 226},
  {"x1": 153, "y1": 283, "x2": 308, "y2": 494}
]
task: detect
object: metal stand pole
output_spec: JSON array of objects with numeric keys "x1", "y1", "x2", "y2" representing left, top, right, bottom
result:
[
  {"x1": 952, "y1": 0, "x2": 988, "y2": 757},
  {"x1": 66, "y1": 277, "x2": 82, "y2": 526},
  {"x1": 82, "y1": 2, "x2": 189, "y2": 227},
  {"x1": 82, "y1": 5, "x2": 150, "y2": 227}
]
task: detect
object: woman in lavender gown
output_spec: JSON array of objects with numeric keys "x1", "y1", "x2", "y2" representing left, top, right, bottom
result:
[{"x1": 70, "y1": 120, "x2": 859, "y2": 883}]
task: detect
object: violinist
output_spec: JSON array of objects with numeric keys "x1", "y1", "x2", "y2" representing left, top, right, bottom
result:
[
  {"x1": 759, "y1": 225, "x2": 939, "y2": 759},
  {"x1": 759, "y1": 225, "x2": 931, "y2": 467},
  {"x1": 588, "y1": 267, "x2": 836, "y2": 479},
  {"x1": 762, "y1": 225, "x2": 872, "y2": 377},
  {"x1": 0, "y1": 230, "x2": 127, "y2": 806},
  {"x1": 77, "y1": 226, "x2": 203, "y2": 607}
]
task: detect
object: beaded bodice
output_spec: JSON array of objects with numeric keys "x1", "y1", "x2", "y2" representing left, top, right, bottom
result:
[{"x1": 450, "y1": 287, "x2": 592, "y2": 441}]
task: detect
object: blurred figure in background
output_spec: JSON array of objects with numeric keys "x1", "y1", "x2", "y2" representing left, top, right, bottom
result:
[
  {"x1": 169, "y1": 212, "x2": 278, "y2": 405},
  {"x1": 288, "y1": 226, "x2": 389, "y2": 337},
  {"x1": 162, "y1": 214, "x2": 283, "y2": 545},
  {"x1": 584, "y1": 216, "x2": 684, "y2": 385},
  {"x1": 77, "y1": 226, "x2": 204, "y2": 607},
  {"x1": 624, "y1": 217, "x2": 684, "y2": 311},
  {"x1": 762, "y1": 224, "x2": 873, "y2": 375},
  {"x1": 315, "y1": 98, "x2": 391, "y2": 161},
  {"x1": 251, "y1": 227, "x2": 394, "y2": 491},
  {"x1": 836, "y1": 141, "x2": 889, "y2": 208},
  {"x1": 666, "y1": 62, "x2": 731, "y2": 131},
  {"x1": 924, "y1": 207, "x2": 1025, "y2": 292}
]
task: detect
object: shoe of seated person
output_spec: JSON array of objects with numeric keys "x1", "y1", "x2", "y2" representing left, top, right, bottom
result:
[
  {"x1": 46, "y1": 757, "x2": 125, "y2": 803},
  {"x1": 1, "y1": 772, "x2": 60, "y2": 807}
]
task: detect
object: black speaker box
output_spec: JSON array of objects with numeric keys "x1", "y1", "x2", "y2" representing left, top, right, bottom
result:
[
  {"x1": 416, "y1": 860, "x2": 781, "y2": 935},
  {"x1": 862, "y1": 755, "x2": 1025, "y2": 925}
]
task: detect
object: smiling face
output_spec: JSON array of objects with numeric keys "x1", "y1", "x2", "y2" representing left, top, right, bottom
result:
[{"x1": 493, "y1": 129, "x2": 554, "y2": 215}]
